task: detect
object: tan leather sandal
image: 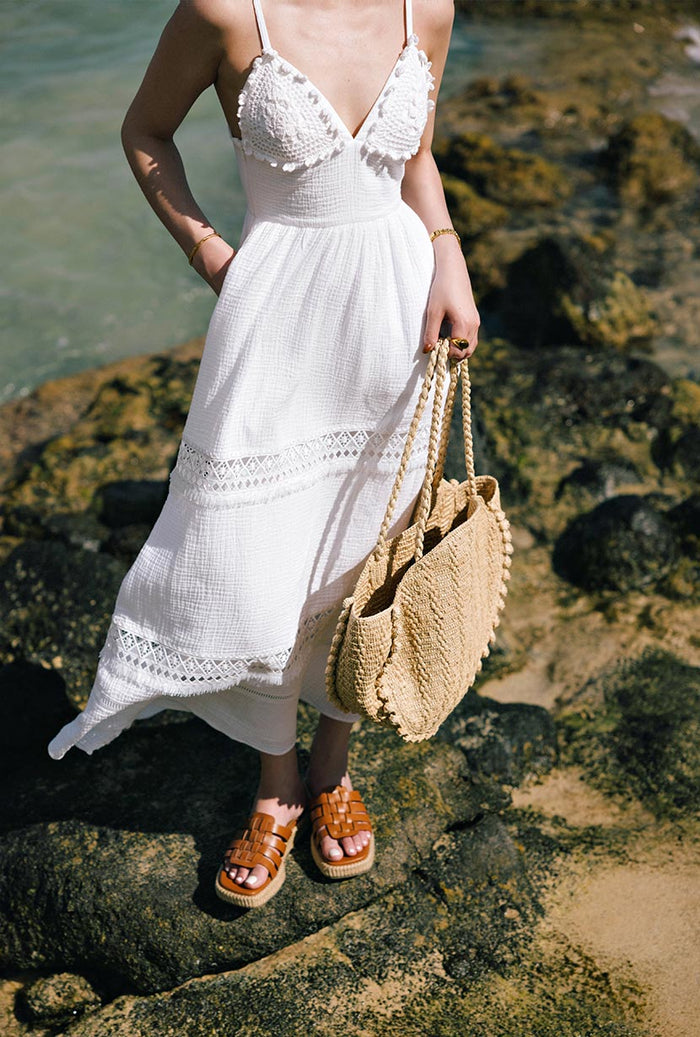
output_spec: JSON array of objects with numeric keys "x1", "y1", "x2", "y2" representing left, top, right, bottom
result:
[
  {"x1": 215, "y1": 812, "x2": 298, "y2": 908},
  {"x1": 309, "y1": 784, "x2": 375, "y2": 880}
]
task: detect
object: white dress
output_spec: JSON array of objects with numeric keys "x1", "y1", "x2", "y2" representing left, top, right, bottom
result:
[{"x1": 48, "y1": 0, "x2": 438, "y2": 760}]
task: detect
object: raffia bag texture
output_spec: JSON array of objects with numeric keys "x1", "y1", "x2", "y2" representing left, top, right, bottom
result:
[{"x1": 325, "y1": 337, "x2": 513, "y2": 742}]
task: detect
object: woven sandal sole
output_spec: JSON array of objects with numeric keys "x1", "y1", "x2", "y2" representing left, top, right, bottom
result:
[
  {"x1": 214, "y1": 826, "x2": 296, "y2": 908},
  {"x1": 311, "y1": 831, "x2": 375, "y2": 880}
]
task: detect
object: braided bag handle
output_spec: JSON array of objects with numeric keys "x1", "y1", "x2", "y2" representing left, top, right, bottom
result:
[{"x1": 371, "y1": 337, "x2": 478, "y2": 564}]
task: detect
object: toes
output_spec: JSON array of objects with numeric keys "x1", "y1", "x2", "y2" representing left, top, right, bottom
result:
[
  {"x1": 321, "y1": 835, "x2": 344, "y2": 861},
  {"x1": 244, "y1": 865, "x2": 269, "y2": 889},
  {"x1": 234, "y1": 866, "x2": 250, "y2": 885},
  {"x1": 341, "y1": 835, "x2": 358, "y2": 857}
]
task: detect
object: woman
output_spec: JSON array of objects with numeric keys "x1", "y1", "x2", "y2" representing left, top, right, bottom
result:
[{"x1": 48, "y1": 0, "x2": 480, "y2": 908}]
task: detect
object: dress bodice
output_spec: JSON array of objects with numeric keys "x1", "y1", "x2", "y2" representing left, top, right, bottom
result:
[{"x1": 233, "y1": 0, "x2": 435, "y2": 186}]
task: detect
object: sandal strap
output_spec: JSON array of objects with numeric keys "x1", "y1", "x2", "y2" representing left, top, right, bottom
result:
[
  {"x1": 222, "y1": 812, "x2": 295, "y2": 877},
  {"x1": 310, "y1": 786, "x2": 372, "y2": 841}
]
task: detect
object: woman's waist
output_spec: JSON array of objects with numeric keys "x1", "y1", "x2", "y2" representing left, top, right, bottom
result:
[{"x1": 234, "y1": 141, "x2": 406, "y2": 227}]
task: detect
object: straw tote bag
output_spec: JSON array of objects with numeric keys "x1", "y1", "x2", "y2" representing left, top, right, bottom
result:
[{"x1": 325, "y1": 337, "x2": 513, "y2": 742}]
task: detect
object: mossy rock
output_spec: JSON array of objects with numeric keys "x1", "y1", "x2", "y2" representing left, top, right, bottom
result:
[
  {"x1": 0, "y1": 663, "x2": 509, "y2": 994},
  {"x1": 16, "y1": 972, "x2": 101, "y2": 1028},
  {"x1": 602, "y1": 111, "x2": 700, "y2": 209},
  {"x1": 440, "y1": 173, "x2": 509, "y2": 239},
  {"x1": 434, "y1": 133, "x2": 572, "y2": 209},
  {"x1": 554, "y1": 457, "x2": 642, "y2": 509},
  {"x1": 0, "y1": 541, "x2": 127, "y2": 708},
  {"x1": 552, "y1": 493, "x2": 680, "y2": 593},
  {"x1": 501, "y1": 237, "x2": 655, "y2": 351},
  {"x1": 2, "y1": 353, "x2": 198, "y2": 519},
  {"x1": 559, "y1": 269, "x2": 655, "y2": 352},
  {"x1": 652, "y1": 377, "x2": 700, "y2": 480},
  {"x1": 559, "y1": 648, "x2": 700, "y2": 819},
  {"x1": 437, "y1": 691, "x2": 557, "y2": 785},
  {"x1": 38, "y1": 816, "x2": 538, "y2": 1037}
]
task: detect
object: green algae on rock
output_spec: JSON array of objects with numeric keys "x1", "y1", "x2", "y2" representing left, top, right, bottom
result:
[
  {"x1": 559, "y1": 649, "x2": 700, "y2": 820},
  {"x1": 439, "y1": 173, "x2": 509, "y2": 240},
  {"x1": 602, "y1": 111, "x2": 700, "y2": 210},
  {"x1": 434, "y1": 133, "x2": 572, "y2": 209},
  {"x1": 502, "y1": 237, "x2": 655, "y2": 352}
]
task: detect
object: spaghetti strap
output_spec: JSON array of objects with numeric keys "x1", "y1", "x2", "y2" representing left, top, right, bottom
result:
[
  {"x1": 252, "y1": 0, "x2": 273, "y2": 54},
  {"x1": 405, "y1": 0, "x2": 413, "y2": 40}
]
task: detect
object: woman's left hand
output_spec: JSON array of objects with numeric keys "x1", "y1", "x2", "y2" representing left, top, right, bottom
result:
[{"x1": 422, "y1": 237, "x2": 480, "y2": 360}]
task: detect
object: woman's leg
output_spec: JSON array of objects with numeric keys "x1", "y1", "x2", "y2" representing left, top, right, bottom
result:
[
  {"x1": 223, "y1": 746, "x2": 307, "y2": 890},
  {"x1": 305, "y1": 715, "x2": 372, "y2": 862}
]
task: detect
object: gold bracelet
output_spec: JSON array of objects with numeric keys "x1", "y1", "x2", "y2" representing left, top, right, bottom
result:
[
  {"x1": 188, "y1": 230, "x2": 221, "y2": 266},
  {"x1": 429, "y1": 227, "x2": 461, "y2": 245}
]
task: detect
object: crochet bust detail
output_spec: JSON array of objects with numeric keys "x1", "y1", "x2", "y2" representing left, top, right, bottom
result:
[{"x1": 236, "y1": 37, "x2": 435, "y2": 172}]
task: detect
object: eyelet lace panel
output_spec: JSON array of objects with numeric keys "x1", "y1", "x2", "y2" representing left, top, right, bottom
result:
[
  {"x1": 101, "y1": 605, "x2": 339, "y2": 695},
  {"x1": 171, "y1": 422, "x2": 431, "y2": 502}
]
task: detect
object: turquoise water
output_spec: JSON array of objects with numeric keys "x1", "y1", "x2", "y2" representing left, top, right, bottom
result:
[
  {"x1": 2, "y1": 4, "x2": 698, "y2": 401},
  {"x1": 0, "y1": 2, "x2": 523, "y2": 402}
]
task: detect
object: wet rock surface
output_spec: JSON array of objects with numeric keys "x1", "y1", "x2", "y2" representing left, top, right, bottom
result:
[
  {"x1": 1, "y1": 5, "x2": 699, "y2": 1035},
  {"x1": 501, "y1": 236, "x2": 655, "y2": 351}
]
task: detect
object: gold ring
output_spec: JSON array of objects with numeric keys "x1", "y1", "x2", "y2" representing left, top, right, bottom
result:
[{"x1": 449, "y1": 337, "x2": 470, "y2": 349}]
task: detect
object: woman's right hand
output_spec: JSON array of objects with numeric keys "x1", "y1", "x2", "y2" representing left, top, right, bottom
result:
[{"x1": 191, "y1": 234, "x2": 237, "y2": 296}]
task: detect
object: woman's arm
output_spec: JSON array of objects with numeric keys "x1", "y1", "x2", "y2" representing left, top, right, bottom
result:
[
  {"x1": 401, "y1": 0, "x2": 480, "y2": 359},
  {"x1": 120, "y1": 0, "x2": 237, "y2": 294}
]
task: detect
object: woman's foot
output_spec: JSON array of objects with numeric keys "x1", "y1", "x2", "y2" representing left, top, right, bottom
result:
[
  {"x1": 222, "y1": 748, "x2": 307, "y2": 892},
  {"x1": 306, "y1": 771, "x2": 372, "y2": 864},
  {"x1": 304, "y1": 715, "x2": 372, "y2": 866}
]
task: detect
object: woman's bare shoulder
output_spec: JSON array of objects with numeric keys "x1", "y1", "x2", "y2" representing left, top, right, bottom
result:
[
  {"x1": 416, "y1": 0, "x2": 455, "y2": 31},
  {"x1": 176, "y1": 0, "x2": 250, "y2": 33}
]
